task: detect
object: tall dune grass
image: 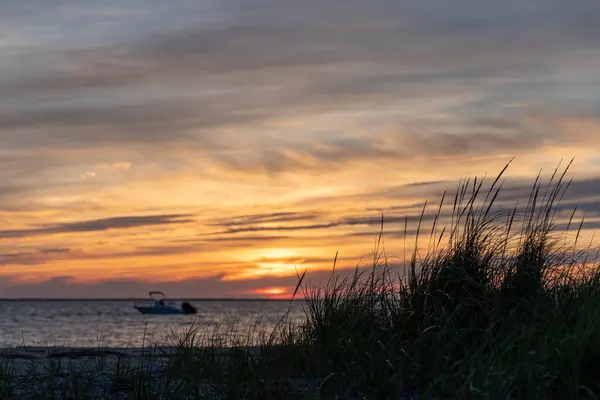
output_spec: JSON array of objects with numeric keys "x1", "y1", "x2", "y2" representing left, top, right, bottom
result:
[{"x1": 294, "y1": 159, "x2": 600, "y2": 399}]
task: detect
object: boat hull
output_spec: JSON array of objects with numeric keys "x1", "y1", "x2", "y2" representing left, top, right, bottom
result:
[{"x1": 134, "y1": 306, "x2": 186, "y2": 315}]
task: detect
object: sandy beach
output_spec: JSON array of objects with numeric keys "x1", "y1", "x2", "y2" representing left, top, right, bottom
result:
[
  {"x1": 0, "y1": 346, "x2": 271, "y2": 399},
  {"x1": 0, "y1": 346, "x2": 261, "y2": 375}
]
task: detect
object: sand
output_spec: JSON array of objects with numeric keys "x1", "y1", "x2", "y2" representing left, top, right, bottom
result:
[
  {"x1": 0, "y1": 346, "x2": 245, "y2": 399},
  {"x1": 0, "y1": 346, "x2": 259, "y2": 375}
]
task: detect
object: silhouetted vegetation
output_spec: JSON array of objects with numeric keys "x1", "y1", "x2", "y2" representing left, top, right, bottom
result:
[{"x1": 290, "y1": 159, "x2": 600, "y2": 399}]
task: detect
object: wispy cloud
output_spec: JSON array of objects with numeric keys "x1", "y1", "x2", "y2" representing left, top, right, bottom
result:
[
  {"x1": 211, "y1": 212, "x2": 323, "y2": 227},
  {"x1": 0, "y1": 214, "x2": 193, "y2": 239}
]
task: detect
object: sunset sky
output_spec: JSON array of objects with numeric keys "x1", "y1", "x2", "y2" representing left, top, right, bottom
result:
[{"x1": 1, "y1": 0, "x2": 600, "y2": 298}]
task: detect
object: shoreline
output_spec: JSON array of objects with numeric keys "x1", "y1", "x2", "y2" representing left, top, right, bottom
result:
[
  {"x1": 0, "y1": 345, "x2": 263, "y2": 377},
  {"x1": 0, "y1": 345, "x2": 263, "y2": 359},
  {"x1": 0, "y1": 298, "x2": 300, "y2": 302},
  {"x1": 0, "y1": 346, "x2": 246, "y2": 398},
  {"x1": 0, "y1": 344, "x2": 320, "y2": 400}
]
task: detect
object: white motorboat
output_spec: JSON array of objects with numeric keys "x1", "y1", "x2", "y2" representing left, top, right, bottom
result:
[{"x1": 134, "y1": 291, "x2": 197, "y2": 315}]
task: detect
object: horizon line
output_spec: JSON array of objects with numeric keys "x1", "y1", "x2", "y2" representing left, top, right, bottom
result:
[{"x1": 0, "y1": 297, "x2": 301, "y2": 301}]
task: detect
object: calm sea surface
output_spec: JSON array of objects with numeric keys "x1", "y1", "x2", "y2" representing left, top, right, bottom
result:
[{"x1": 0, "y1": 300, "x2": 306, "y2": 348}]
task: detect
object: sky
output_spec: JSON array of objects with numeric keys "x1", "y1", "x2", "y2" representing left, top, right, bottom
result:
[{"x1": 1, "y1": 0, "x2": 600, "y2": 298}]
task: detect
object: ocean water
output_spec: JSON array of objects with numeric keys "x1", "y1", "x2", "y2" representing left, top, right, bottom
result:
[{"x1": 0, "y1": 300, "x2": 306, "y2": 348}]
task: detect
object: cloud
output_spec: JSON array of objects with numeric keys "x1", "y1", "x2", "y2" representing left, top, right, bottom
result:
[
  {"x1": 0, "y1": 249, "x2": 72, "y2": 266},
  {"x1": 0, "y1": 245, "x2": 220, "y2": 268},
  {"x1": 0, "y1": 214, "x2": 193, "y2": 239},
  {"x1": 48, "y1": 275, "x2": 75, "y2": 283},
  {"x1": 220, "y1": 223, "x2": 341, "y2": 234},
  {"x1": 207, "y1": 172, "x2": 600, "y2": 239},
  {"x1": 38, "y1": 248, "x2": 71, "y2": 255},
  {"x1": 2, "y1": 0, "x2": 600, "y2": 155},
  {"x1": 0, "y1": 266, "x2": 381, "y2": 298},
  {"x1": 213, "y1": 213, "x2": 442, "y2": 238},
  {"x1": 211, "y1": 211, "x2": 323, "y2": 227}
]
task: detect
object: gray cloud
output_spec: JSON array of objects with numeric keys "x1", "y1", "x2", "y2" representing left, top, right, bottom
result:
[
  {"x1": 70, "y1": 245, "x2": 211, "y2": 263},
  {"x1": 0, "y1": 214, "x2": 193, "y2": 239},
  {"x1": 197, "y1": 116, "x2": 598, "y2": 174},
  {"x1": 220, "y1": 223, "x2": 341, "y2": 234},
  {"x1": 0, "y1": 248, "x2": 72, "y2": 266},
  {"x1": 203, "y1": 235, "x2": 293, "y2": 243},
  {"x1": 210, "y1": 173, "x2": 600, "y2": 238},
  {"x1": 210, "y1": 212, "x2": 323, "y2": 227},
  {"x1": 38, "y1": 248, "x2": 71, "y2": 255},
  {"x1": 2, "y1": 0, "x2": 600, "y2": 152},
  {"x1": 0, "y1": 244, "x2": 215, "y2": 267},
  {"x1": 212, "y1": 211, "x2": 434, "y2": 235},
  {"x1": 214, "y1": 214, "x2": 444, "y2": 237}
]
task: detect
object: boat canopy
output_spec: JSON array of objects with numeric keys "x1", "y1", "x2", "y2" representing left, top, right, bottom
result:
[{"x1": 149, "y1": 291, "x2": 166, "y2": 300}]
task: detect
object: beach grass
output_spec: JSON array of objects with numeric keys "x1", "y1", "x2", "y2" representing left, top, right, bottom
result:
[{"x1": 2, "y1": 160, "x2": 600, "y2": 399}]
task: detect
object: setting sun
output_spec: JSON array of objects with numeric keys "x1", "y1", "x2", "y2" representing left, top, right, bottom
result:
[
  {"x1": 260, "y1": 248, "x2": 297, "y2": 260},
  {"x1": 250, "y1": 287, "x2": 291, "y2": 299}
]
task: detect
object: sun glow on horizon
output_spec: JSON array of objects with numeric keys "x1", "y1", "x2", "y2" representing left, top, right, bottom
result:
[
  {"x1": 258, "y1": 248, "x2": 298, "y2": 260},
  {"x1": 250, "y1": 286, "x2": 292, "y2": 299}
]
